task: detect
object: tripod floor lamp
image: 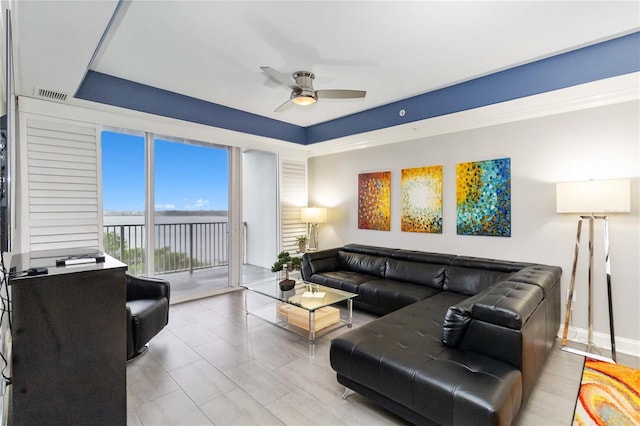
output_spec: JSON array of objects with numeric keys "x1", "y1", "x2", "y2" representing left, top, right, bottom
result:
[
  {"x1": 301, "y1": 207, "x2": 326, "y2": 251},
  {"x1": 556, "y1": 178, "x2": 630, "y2": 363}
]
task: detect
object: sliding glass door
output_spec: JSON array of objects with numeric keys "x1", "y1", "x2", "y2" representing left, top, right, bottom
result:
[
  {"x1": 154, "y1": 136, "x2": 229, "y2": 301},
  {"x1": 102, "y1": 130, "x2": 279, "y2": 302}
]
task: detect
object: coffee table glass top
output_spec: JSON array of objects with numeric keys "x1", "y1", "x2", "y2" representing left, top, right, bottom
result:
[{"x1": 242, "y1": 278, "x2": 357, "y2": 311}]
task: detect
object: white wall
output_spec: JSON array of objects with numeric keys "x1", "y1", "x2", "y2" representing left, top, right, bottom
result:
[
  {"x1": 242, "y1": 150, "x2": 278, "y2": 269},
  {"x1": 308, "y1": 100, "x2": 639, "y2": 350}
]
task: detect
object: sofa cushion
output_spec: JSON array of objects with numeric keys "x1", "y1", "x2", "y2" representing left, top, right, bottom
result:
[
  {"x1": 386, "y1": 258, "x2": 446, "y2": 289},
  {"x1": 449, "y1": 256, "x2": 531, "y2": 273},
  {"x1": 444, "y1": 266, "x2": 513, "y2": 296},
  {"x1": 358, "y1": 279, "x2": 441, "y2": 313},
  {"x1": 391, "y1": 249, "x2": 457, "y2": 265},
  {"x1": 309, "y1": 271, "x2": 376, "y2": 294},
  {"x1": 309, "y1": 256, "x2": 339, "y2": 275},
  {"x1": 342, "y1": 243, "x2": 398, "y2": 257},
  {"x1": 300, "y1": 248, "x2": 340, "y2": 278},
  {"x1": 338, "y1": 251, "x2": 386, "y2": 277}
]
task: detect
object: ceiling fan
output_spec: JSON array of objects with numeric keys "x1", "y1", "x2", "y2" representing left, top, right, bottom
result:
[{"x1": 260, "y1": 66, "x2": 366, "y2": 112}]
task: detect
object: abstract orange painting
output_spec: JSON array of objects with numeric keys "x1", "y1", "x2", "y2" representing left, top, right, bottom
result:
[
  {"x1": 401, "y1": 165, "x2": 443, "y2": 233},
  {"x1": 358, "y1": 171, "x2": 391, "y2": 231}
]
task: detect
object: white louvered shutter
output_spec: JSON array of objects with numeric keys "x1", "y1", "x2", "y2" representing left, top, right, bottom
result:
[
  {"x1": 280, "y1": 159, "x2": 307, "y2": 254},
  {"x1": 27, "y1": 119, "x2": 100, "y2": 251}
]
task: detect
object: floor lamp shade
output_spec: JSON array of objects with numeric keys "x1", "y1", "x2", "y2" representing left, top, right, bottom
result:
[{"x1": 556, "y1": 179, "x2": 630, "y2": 213}]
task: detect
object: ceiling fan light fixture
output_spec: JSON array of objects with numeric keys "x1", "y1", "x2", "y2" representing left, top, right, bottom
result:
[
  {"x1": 261, "y1": 67, "x2": 365, "y2": 112},
  {"x1": 291, "y1": 94, "x2": 317, "y2": 106}
]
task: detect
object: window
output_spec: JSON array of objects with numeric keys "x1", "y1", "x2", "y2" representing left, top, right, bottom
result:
[{"x1": 101, "y1": 130, "x2": 146, "y2": 274}]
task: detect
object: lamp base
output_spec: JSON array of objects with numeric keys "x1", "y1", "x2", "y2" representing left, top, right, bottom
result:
[
  {"x1": 561, "y1": 346, "x2": 615, "y2": 364},
  {"x1": 308, "y1": 222, "x2": 320, "y2": 251},
  {"x1": 560, "y1": 215, "x2": 616, "y2": 363}
]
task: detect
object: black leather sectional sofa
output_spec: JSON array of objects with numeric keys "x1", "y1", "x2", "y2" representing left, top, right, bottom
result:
[{"x1": 301, "y1": 244, "x2": 561, "y2": 426}]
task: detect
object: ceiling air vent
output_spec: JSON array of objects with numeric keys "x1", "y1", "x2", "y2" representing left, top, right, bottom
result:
[{"x1": 35, "y1": 87, "x2": 68, "y2": 102}]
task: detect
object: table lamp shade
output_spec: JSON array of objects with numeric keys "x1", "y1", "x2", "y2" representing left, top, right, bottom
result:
[
  {"x1": 556, "y1": 179, "x2": 630, "y2": 214},
  {"x1": 301, "y1": 207, "x2": 327, "y2": 224}
]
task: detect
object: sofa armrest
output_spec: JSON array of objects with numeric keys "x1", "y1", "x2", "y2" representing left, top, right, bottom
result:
[
  {"x1": 442, "y1": 266, "x2": 559, "y2": 366},
  {"x1": 471, "y1": 266, "x2": 561, "y2": 329},
  {"x1": 442, "y1": 281, "x2": 545, "y2": 373},
  {"x1": 470, "y1": 281, "x2": 544, "y2": 329},
  {"x1": 442, "y1": 281, "x2": 545, "y2": 348},
  {"x1": 301, "y1": 248, "x2": 340, "y2": 280}
]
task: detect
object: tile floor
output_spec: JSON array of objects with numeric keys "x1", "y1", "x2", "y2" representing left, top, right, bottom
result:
[
  {"x1": 126, "y1": 289, "x2": 635, "y2": 425},
  {"x1": 162, "y1": 264, "x2": 273, "y2": 303}
]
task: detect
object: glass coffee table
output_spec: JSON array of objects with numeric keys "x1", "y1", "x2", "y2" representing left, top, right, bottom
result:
[{"x1": 241, "y1": 278, "x2": 357, "y2": 356}]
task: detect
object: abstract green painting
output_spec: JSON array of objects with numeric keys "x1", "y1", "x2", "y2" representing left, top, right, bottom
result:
[{"x1": 456, "y1": 158, "x2": 511, "y2": 237}]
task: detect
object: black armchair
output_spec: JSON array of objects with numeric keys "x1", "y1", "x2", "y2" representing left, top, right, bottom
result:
[{"x1": 126, "y1": 273, "x2": 170, "y2": 361}]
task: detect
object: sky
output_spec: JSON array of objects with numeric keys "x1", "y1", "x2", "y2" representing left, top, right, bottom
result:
[{"x1": 102, "y1": 131, "x2": 229, "y2": 212}]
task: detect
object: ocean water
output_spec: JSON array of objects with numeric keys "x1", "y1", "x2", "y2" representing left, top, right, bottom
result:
[{"x1": 103, "y1": 214, "x2": 228, "y2": 226}]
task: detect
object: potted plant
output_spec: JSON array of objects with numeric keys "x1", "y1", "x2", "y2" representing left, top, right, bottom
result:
[
  {"x1": 271, "y1": 251, "x2": 302, "y2": 291},
  {"x1": 296, "y1": 235, "x2": 308, "y2": 253}
]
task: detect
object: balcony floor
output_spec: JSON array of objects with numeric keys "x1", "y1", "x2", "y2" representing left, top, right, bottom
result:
[{"x1": 159, "y1": 264, "x2": 274, "y2": 302}]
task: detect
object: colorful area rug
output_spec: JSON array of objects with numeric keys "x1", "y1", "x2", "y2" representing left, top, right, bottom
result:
[{"x1": 573, "y1": 358, "x2": 640, "y2": 425}]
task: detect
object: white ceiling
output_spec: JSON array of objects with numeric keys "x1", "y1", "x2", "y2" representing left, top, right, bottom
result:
[{"x1": 12, "y1": 1, "x2": 640, "y2": 127}]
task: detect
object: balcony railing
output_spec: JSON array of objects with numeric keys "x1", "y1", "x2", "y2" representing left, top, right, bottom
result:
[{"x1": 103, "y1": 221, "x2": 237, "y2": 275}]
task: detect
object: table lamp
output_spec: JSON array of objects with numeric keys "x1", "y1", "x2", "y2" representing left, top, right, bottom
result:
[
  {"x1": 556, "y1": 178, "x2": 630, "y2": 363},
  {"x1": 301, "y1": 207, "x2": 326, "y2": 251}
]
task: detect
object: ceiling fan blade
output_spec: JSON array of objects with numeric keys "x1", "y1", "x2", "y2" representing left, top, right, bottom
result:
[
  {"x1": 274, "y1": 99, "x2": 294, "y2": 112},
  {"x1": 260, "y1": 66, "x2": 300, "y2": 91},
  {"x1": 316, "y1": 89, "x2": 366, "y2": 99}
]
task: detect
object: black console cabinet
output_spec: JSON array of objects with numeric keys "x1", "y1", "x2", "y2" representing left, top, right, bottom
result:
[{"x1": 8, "y1": 249, "x2": 127, "y2": 425}]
